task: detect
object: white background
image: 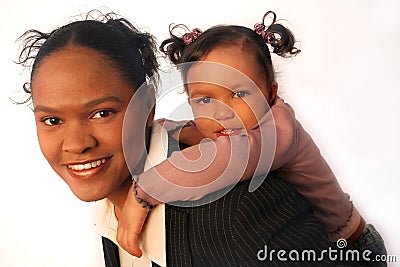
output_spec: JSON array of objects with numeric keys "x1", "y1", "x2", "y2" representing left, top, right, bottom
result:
[{"x1": 1, "y1": 0, "x2": 399, "y2": 266}]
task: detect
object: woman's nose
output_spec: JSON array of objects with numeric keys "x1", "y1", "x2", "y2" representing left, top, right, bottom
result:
[
  {"x1": 213, "y1": 100, "x2": 235, "y2": 122},
  {"x1": 62, "y1": 124, "x2": 98, "y2": 154}
]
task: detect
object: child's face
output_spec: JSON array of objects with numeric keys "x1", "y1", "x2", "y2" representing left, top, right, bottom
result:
[
  {"x1": 31, "y1": 46, "x2": 148, "y2": 202},
  {"x1": 186, "y1": 46, "x2": 276, "y2": 140}
]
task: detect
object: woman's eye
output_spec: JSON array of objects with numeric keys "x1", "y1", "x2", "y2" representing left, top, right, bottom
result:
[
  {"x1": 42, "y1": 117, "x2": 62, "y2": 126},
  {"x1": 234, "y1": 91, "x2": 249, "y2": 98},
  {"x1": 92, "y1": 110, "x2": 114, "y2": 119}
]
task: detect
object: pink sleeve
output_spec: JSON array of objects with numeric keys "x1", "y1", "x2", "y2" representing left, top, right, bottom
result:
[
  {"x1": 135, "y1": 98, "x2": 297, "y2": 205},
  {"x1": 135, "y1": 131, "x2": 262, "y2": 204},
  {"x1": 138, "y1": 99, "x2": 361, "y2": 241},
  {"x1": 271, "y1": 99, "x2": 359, "y2": 241}
]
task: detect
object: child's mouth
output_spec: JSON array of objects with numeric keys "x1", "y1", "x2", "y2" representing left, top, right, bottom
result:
[
  {"x1": 220, "y1": 129, "x2": 235, "y2": 135},
  {"x1": 216, "y1": 128, "x2": 241, "y2": 136}
]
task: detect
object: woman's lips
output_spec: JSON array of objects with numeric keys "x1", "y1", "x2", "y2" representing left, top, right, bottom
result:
[{"x1": 66, "y1": 157, "x2": 110, "y2": 180}]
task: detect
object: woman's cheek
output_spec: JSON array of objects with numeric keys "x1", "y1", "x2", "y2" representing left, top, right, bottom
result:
[{"x1": 37, "y1": 130, "x2": 60, "y2": 170}]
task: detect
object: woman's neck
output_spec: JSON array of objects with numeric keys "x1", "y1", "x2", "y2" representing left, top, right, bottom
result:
[
  {"x1": 107, "y1": 126, "x2": 152, "y2": 220},
  {"x1": 107, "y1": 177, "x2": 132, "y2": 220},
  {"x1": 108, "y1": 151, "x2": 149, "y2": 220}
]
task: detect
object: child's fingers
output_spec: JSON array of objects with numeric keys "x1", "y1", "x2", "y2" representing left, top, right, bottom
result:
[
  {"x1": 127, "y1": 233, "x2": 143, "y2": 257},
  {"x1": 116, "y1": 184, "x2": 150, "y2": 257},
  {"x1": 117, "y1": 225, "x2": 143, "y2": 257},
  {"x1": 123, "y1": 232, "x2": 143, "y2": 257}
]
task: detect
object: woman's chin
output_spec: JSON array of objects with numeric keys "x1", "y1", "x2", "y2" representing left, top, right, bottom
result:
[{"x1": 69, "y1": 186, "x2": 108, "y2": 202}]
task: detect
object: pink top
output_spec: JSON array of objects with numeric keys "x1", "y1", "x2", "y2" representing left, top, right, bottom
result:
[{"x1": 135, "y1": 97, "x2": 361, "y2": 241}]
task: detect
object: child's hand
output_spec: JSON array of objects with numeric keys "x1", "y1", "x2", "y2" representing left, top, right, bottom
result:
[
  {"x1": 156, "y1": 118, "x2": 204, "y2": 145},
  {"x1": 175, "y1": 124, "x2": 204, "y2": 145},
  {"x1": 116, "y1": 184, "x2": 149, "y2": 257},
  {"x1": 156, "y1": 118, "x2": 187, "y2": 132}
]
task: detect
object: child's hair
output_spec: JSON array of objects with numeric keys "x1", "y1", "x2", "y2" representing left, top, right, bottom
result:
[
  {"x1": 160, "y1": 11, "x2": 299, "y2": 92},
  {"x1": 17, "y1": 11, "x2": 159, "y2": 104}
]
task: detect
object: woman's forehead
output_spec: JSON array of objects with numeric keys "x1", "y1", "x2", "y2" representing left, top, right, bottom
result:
[{"x1": 31, "y1": 46, "x2": 135, "y2": 105}]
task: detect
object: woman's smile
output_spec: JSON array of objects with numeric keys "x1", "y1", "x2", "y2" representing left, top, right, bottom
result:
[{"x1": 65, "y1": 157, "x2": 111, "y2": 180}]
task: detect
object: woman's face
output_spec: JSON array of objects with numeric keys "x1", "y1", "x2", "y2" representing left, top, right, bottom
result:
[{"x1": 31, "y1": 46, "x2": 146, "y2": 202}]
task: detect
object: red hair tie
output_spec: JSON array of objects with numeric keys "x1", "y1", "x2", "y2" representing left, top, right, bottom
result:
[
  {"x1": 254, "y1": 11, "x2": 279, "y2": 46},
  {"x1": 182, "y1": 28, "x2": 202, "y2": 45}
]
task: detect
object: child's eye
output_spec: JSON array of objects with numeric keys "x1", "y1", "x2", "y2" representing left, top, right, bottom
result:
[
  {"x1": 42, "y1": 117, "x2": 63, "y2": 126},
  {"x1": 197, "y1": 97, "x2": 212, "y2": 104},
  {"x1": 91, "y1": 109, "x2": 115, "y2": 119},
  {"x1": 233, "y1": 91, "x2": 249, "y2": 98}
]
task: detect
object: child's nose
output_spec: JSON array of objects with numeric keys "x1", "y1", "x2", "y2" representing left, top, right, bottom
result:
[{"x1": 213, "y1": 101, "x2": 235, "y2": 122}]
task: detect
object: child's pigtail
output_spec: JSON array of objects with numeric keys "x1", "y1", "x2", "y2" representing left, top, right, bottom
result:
[
  {"x1": 254, "y1": 11, "x2": 300, "y2": 58},
  {"x1": 160, "y1": 24, "x2": 194, "y2": 65},
  {"x1": 267, "y1": 22, "x2": 300, "y2": 57}
]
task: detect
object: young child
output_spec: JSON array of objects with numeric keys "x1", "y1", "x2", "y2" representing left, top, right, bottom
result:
[{"x1": 117, "y1": 11, "x2": 386, "y2": 264}]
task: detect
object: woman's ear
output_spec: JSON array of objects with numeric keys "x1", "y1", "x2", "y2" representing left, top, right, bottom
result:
[
  {"x1": 145, "y1": 84, "x2": 156, "y2": 127},
  {"x1": 146, "y1": 106, "x2": 155, "y2": 127},
  {"x1": 269, "y1": 81, "x2": 278, "y2": 105}
]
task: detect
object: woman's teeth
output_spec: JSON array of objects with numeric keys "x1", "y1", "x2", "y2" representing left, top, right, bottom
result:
[{"x1": 68, "y1": 158, "x2": 107, "y2": 171}]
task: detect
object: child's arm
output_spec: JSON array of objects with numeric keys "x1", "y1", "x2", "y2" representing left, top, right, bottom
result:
[
  {"x1": 116, "y1": 185, "x2": 149, "y2": 257},
  {"x1": 131, "y1": 98, "x2": 362, "y2": 243},
  {"x1": 134, "y1": 98, "x2": 297, "y2": 205},
  {"x1": 115, "y1": 120, "x2": 207, "y2": 257}
]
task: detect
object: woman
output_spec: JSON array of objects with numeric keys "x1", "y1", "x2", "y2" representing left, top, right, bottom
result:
[
  {"x1": 17, "y1": 11, "x2": 362, "y2": 267},
  {"x1": 18, "y1": 12, "x2": 161, "y2": 266}
]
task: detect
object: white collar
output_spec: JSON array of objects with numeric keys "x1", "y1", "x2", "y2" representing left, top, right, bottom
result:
[{"x1": 94, "y1": 122, "x2": 168, "y2": 266}]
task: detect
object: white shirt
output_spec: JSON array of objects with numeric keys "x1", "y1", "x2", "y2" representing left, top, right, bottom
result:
[{"x1": 94, "y1": 122, "x2": 168, "y2": 266}]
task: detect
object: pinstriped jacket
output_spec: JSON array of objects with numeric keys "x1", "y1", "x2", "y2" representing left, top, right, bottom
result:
[
  {"x1": 165, "y1": 174, "x2": 360, "y2": 266},
  {"x1": 103, "y1": 135, "x2": 359, "y2": 267}
]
